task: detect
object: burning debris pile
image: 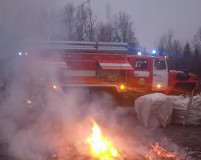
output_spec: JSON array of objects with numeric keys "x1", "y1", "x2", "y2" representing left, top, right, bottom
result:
[
  {"x1": 48, "y1": 120, "x2": 183, "y2": 160},
  {"x1": 86, "y1": 121, "x2": 120, "y2": 160},
  {"x1": 49, "y1": 121, "x2": 125, "y2": 160},
  {"x1": 146, "y1": 143, "x2": 180, "y2": 160}
]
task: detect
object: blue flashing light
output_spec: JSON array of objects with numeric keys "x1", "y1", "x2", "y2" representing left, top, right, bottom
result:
[
  {"x1": 25, "y1": 52, "x2": 28, "y2": 56},
  {"x1": 18, "y1": 52, "x2": 22, "y2": 56},
  {"x1": 152, "y1": 50, "x2": 156, "y2": 54},
  {"x1": 138, "y1": 51, "x2": 142, "y2": 56}
]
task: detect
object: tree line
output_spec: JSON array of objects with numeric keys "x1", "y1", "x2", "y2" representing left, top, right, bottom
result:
[{"x1": 157, "y1": 29, "x2": 201, "y2": 76}]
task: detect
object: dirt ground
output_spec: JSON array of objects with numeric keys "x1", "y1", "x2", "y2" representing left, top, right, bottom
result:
[
  {"x1": 1, "y1": 123, "x2": 201, "y2": 160},
  {"x1": 0, "y1": 108, "x2": 201, "y2": 160},
  {"x1": 161, "y1": 124, "x2": 201, "y2": 160}
]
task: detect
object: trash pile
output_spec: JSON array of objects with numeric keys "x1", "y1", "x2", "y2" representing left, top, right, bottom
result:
[{"x1": 134, "y1": 93, "x2": 201, "y2": 127}]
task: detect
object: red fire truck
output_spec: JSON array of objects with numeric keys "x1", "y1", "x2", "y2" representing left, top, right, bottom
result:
[{"x1": 19, "y1": 41, "x2": 199, "y2": 99}]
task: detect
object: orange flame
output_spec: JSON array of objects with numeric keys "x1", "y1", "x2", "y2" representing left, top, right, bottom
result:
[
  {"x1": 26, "y1": 99, "x2": 32, "y2": 104},
  {"x1": 86, "y1": 121, "x2": 119, "y2": 160},
  {"x1": 147, "y1": 143, "x2": 180, "y2": 160},
  {"x1": 52, "y1": 85, "x2": 57, "y2": 90}
]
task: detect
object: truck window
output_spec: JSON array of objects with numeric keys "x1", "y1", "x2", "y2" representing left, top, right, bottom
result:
[
  {"x1": 135, "y1": 60, "x2": 147, "y2": 69},
  {"x1": 154, "y1": 59, "x2": 166, "y2": 70},
  {"x1": 96, "y1": 65, "x2": 126, "y2": 82}
]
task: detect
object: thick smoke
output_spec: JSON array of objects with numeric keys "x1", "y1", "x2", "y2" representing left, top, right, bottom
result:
[
  {"x1": 0, "y1": 59, "x2": 187, "y2": 159},
  {"x1": 0, "y1": 57, "x2": 110, "y2": 159},
  {"x1": 0, "y1": 1, "x2": 187, "y2": 160},
  {"x1": 0, "y1": 58, "x2": 133, "y2": 159}
]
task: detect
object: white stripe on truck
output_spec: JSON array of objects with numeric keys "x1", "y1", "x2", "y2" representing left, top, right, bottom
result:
[
  {"x1": 134, "y1": 71, "x2": 150, "y2": 77},
  {"x1": 99, "y1": 63, "x2": 131, "y2": 67},
  {"x1": 64, "y1": 70, "x2": 96, "y2": 77}
]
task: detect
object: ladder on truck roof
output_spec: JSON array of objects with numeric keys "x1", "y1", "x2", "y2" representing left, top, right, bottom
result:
[{"x1": 23, "y1": 41, "x2": 129, "y2": 54}]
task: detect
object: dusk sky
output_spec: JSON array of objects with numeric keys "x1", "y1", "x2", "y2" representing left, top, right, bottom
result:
[
  {"x1": 1, "y1": 0, "x2": 201, "y2": 51},
  {"x1": 69, "y1": 0, "x2": 201, "y2": 50},
  {"x1": 55, "y1": 0, "x2": 201, "y2": 51}
]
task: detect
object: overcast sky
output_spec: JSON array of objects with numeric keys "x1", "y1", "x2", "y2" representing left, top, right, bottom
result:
[
  {"x1": 59, "y1": 0, "x2": 201, "y2": 50},
  {"x1": 1, "y1": 0, "x2": 201, "y2": 51}
]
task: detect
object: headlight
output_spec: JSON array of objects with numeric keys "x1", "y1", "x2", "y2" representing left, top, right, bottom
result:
[{"x1": 157, "y1": 84, "x2": 161, "y2": 89}]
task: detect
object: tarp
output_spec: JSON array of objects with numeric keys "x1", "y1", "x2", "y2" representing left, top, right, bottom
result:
[
  {"x1": 98, "y1": 59, "x2": 133, "y2": 70},
  {"x1": 134, "y1": 93, "x2": 174, "y2": 128},
  {"x1": 171, "y1": 94, "x2": 201, "y2": 126},
  {"x1": 134, "y1": 93, "x2": 201, "y2": 127}
]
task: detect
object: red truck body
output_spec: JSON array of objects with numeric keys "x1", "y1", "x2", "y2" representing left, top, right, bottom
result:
[{"x1": 19, "y1": 41, "x2": 198, "y2": 97}]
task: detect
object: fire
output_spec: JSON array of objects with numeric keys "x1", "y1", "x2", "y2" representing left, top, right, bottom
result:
[
  {"x1": 52, "y1": 85, "x2": 57, "y2": 90},
  {"x1": 86, "y1": 121, "x2": 120, "y2": 160},
  {"x1": 147, "y1": 143, "x2": 180, "y2": 160},
  {"x1": 26, "y1": 99, "x2": 32, "y2": 104}
]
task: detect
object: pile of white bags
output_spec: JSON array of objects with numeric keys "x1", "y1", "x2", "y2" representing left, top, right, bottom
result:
[
  {"x1": 172, "y1": 94, "x2": 201, "y2": 126},
  {"x1": 134, "y1": 93, "x2": 201, "y2": 127},
  {"x1": 135, "y1": 93, "x2": 174, "y2": 127}
]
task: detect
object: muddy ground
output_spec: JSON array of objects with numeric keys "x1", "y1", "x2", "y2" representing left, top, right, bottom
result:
[
  {"x1": 0, "y1": 108, "x2": 201, "y2": 160},
  {"x1": 0, "y1": 122, "x2": 201, "y2": 159},
  {"x1": 161, "y1": 124, "x2": 201, "y2": 160}
]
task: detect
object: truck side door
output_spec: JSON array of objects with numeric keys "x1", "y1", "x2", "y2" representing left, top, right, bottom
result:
[
  {"x1": 152, "y1": 59, "x2": 168, "y2": 91},
  {"x1": 127, "y1": 58, "x2": 152, "y2": 93}
]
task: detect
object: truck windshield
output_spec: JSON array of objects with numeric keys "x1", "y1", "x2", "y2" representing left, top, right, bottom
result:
[{"x1": 154, "y1": 59, "x2": 166, "y2": 70}]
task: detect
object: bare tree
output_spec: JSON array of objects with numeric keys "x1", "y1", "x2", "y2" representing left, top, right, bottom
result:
[
  {"x1": 113, "y1": 17, "x2": 121, "y2": 42},
  {"x1": 73, "y1": 1, "x2": 97, "y2": 41},
  {"x1": 84, "y1": 1, "x2": 97, "y2": 41},
  {"x1": 112, "y1": 12, "x2": 138, "y2": 46},
  {"x1": 61, "y1": 3, "x2": 75, "y2": 40},
  {"x1": 74, "y1": 5, "x2": 88, "y2": 41},
  {"x1": 95, "y1": 22, "x2": 113, "y2": 42},
  {"x1": 193, "y1": 27, "x2": 201, "y2": 51},
  {"x1": 157, "y1": 31, "x2": 182, "y2": 56}
]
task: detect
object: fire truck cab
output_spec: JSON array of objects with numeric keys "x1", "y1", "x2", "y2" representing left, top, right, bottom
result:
[{"x1": 126, "y1": 55, "x2": 168, "y2": 94}]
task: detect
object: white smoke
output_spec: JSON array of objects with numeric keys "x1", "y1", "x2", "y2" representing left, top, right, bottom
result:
[
  {"x1": 0, "y1": 1, "x2": 188, "y2": 160},
  {"x1": 0, "y1": 56, "x2": 188, "y2": 159}
]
